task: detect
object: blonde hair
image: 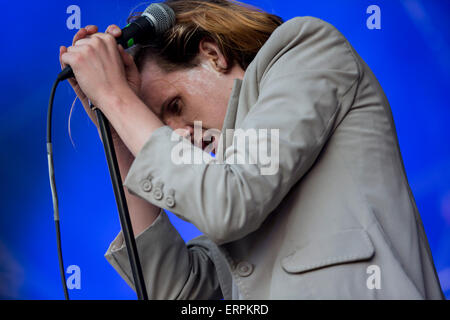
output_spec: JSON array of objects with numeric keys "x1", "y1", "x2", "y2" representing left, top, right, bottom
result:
[{"x1": 129, "y1": 0, "x2": 283, "y2": 72}]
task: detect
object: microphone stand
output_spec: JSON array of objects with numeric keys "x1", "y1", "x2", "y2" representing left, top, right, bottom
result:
[{"x1": 91, "y1": 102, "x2": 148, "y2": 300}]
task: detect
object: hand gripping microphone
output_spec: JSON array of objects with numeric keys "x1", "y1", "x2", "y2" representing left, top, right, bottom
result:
[
  {"x1": 57, "y1": 2, "x2": 176, "y2": 81},
  {"x1": 48, "y1": 2, "x2": 175, "y2": 300}
]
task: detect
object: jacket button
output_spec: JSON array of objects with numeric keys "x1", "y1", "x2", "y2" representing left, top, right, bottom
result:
[
  {"x1": 236, "y1": 261, "x2": 253, "y2": 277},
  {"x1": 153, "y1": 182, "x2": 164, "y2": 200},
  {"x1": 165, "y1": 189, "x2": 175, "y2": 208},
  {"x1": 140, "y1": 179, "x2": 152, "y2": 192},
  {"x1": 154, "y1": 189, "x2": 163, "y2": 200},
  {"x1": 166, "y1": 197, "x2": 175, "y2": 208}
]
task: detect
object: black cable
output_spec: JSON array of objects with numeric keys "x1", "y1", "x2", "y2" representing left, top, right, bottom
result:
[
  {"x1": 47, "y1": 77, "x2": 70, "y2": 300},
  {"x1": 55, "y1": 220, "x2": 69, "y2": 300},
  {"x1": 46, "y1": 75, "x2": 148, "y2": 300}
]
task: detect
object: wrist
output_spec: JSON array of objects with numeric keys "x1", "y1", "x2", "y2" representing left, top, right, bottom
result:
[
  {"x1": 99, "y1": 86, "x2": 138, "y2": 114},
  {"x1": 95, "y1": 85, "x2": 164, "y2": 157}
]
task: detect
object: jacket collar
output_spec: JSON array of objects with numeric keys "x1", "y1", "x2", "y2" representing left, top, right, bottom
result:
[{"x1": 216, "y1": 78, "x2": 243, "y2": 161}]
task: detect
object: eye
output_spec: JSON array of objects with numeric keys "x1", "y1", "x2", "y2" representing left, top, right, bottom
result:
[{"x1": 167, "y1": 98, "x2": 182, "y2": 115}]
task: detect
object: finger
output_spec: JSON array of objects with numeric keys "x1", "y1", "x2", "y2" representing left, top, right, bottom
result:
[
  {"x1": 72, "y1": 25, "x2": 98, "y2": 47},
  {"x1": 118, "y1": 44, "x2": 135, "y2": 69},
  {"x1": 71, "y1": 36, "x2": 108, "y2": 59},
  {"x1": 66, "y1": 45, "x2": 86, "y2": 53},
  {"x1": 65, "y1": 44, "x2": 102, "y2": 65},
  {"x1": 119, "y1": 45, "x2": 140, "y2": 80},
  {"x1": 60, "y1": 51, "x2": 81, "y2": 85},
  {"x1": 59, "y1": 45, "x2": 68, "y2": 69},
  {"x1": 70, "y1": 37, "x2": 97, "y2": 47},
  {"x1": 90, "y1": 32, "x2": 116, "y2": 44},
  {"x1": 90, "y1": 33, "x2": 120, "y2": 58},
  {"x1": 105, "y1": 24, "x2": 122, "y2": 37},
  {"x1": 60, "y1": 46, "x2": 77, "y2": 84},
  {"x1": 60, "y1": 51, "x2": 77, "y2": 68},
  {"x1": 72, "y1": 28, "x2": 87, "y2": 46},
  {"x1": 84, "y1": 25, "x2": 98, "y2": 34}
]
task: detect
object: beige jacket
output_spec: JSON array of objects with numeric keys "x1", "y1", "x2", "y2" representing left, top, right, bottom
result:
[{"x1": 104, "y1": 16, "x2": 444, "y2": 299}]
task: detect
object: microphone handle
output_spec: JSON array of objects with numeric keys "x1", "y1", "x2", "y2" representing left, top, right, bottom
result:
[{"x1": 58, "y1": 17, "x2": 154, "y2": 81}]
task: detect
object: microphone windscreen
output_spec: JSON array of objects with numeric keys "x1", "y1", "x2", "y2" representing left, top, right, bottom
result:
[{"x1": 142, "y1": 3, "x2": 176, "y2": 34}]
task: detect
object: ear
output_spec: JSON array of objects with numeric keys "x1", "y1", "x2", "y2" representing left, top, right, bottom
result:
[{"x1": 198, "y1": 38, "x2": 229, "y2": 73}]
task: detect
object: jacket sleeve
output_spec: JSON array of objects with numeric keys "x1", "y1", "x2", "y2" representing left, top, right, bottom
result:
[
  {"x1": 122, "y1": 16, "x2": 361, "y2": 244},
  {"x1": 104, "y1": 209, "x2": 232, "y2": 299}
]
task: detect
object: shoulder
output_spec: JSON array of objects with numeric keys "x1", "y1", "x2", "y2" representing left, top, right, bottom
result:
[
  {"x1": 261, "y1": 16, "x2": 349, "y2": 54},
  {"x1": 274, "y1": 16, "x2": 340, "y2": 37},
  {"x1": 249, "y1": 16, "x2": 360, "y2": 86}
]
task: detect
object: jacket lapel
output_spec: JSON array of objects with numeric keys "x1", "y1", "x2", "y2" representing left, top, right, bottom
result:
[{"x1": 216, "y1": 79, "x2": 243, "y2": 162}]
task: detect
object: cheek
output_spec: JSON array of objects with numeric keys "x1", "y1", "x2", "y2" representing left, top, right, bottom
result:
[{"x1": 183, "y1": 68, "x2": 215, "y2": 96}]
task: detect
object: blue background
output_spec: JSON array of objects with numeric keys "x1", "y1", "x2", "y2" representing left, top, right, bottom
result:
[{"x1": 0, "y1": 0, "x2": 449, "y2": 299}]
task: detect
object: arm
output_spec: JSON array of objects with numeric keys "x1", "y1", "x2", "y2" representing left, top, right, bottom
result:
[
  {"x1": 104, "y1": 209, "x2": 229, "y2": 299},
  {"x1": 61, "y1": 26, "x2": 227, "y2": 298},
  {"x1": 60, "y1": 25, "x2": 161, "y2": 236},
  {"x1": 122, "y1": 17, "x2": 361, "y2": 244},
  {"x1": 62, "y1": 17, "x2": 360, "y2": 245},
  {"x1": 113, "y1": 133, "x2": 160, "y2": 236}
]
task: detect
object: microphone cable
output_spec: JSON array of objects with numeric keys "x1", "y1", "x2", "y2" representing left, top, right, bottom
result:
[
  {"x1": 47, "y1": 75, "x2": 70, "y2": 300},
  {"x1": 46, "y1": 3, "x2": 175, "y2": 300}
]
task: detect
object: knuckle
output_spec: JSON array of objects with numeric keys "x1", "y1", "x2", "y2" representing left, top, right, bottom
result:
[
  {"x1": 90, "y1": 36, "x2": 101, "y2": 47},
  {"x1": 105, "y1": 33, "x2": 115, "y2": 43},
  {"x1": 74, "y1": 36, "x2": 84, "y2": 45},
  {"x1": 73, "y1": 54, "x2": 82, "y2": 64},
  {"x1": 85, "y1": 44, "x2": 94, "y2": 54}
]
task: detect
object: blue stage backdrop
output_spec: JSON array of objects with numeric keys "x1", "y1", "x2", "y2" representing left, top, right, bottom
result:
[{"x1": 0, "y1": 0, "x2": 449, "y2": 299}]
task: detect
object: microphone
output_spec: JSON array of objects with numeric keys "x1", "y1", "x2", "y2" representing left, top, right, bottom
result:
[{"x1": 58, "y1": 2, "x2": 176, "y2": 81}]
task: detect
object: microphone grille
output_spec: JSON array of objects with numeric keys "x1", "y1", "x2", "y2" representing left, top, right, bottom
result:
[{"x1": 142, "y1": 3, "x2": 176, "y2": 34}]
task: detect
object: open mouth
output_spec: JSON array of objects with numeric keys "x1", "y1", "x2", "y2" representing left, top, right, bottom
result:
[
  {"x1": 201, "y1": 135, "x2": 216, "y2": 153},
  {"x1": 192, "y1": 133, "x2": 216, "y2": 154},
  {"x1": 187, "y1": 126, "x2": 219, "y2": 155}
]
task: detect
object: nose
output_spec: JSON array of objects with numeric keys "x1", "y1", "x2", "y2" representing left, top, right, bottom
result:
[
  {"x1": 168, "y1": 120, "x2": 194, "y2": 141},
  {"x1": 166, "y1": 116, "x2": 186, "y2": 130},
  {"x1": 180, "y1": 125, "x2": 194, "y2": 140}
]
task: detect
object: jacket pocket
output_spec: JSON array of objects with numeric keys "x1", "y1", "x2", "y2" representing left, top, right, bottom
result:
[{"x1": 281, "y1": 229, "x2": 375, "y2": 274}]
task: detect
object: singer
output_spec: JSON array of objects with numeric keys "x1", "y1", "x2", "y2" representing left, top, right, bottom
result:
[{"x1": 59, "y1": 0, "x2": 444, "y2": 299}]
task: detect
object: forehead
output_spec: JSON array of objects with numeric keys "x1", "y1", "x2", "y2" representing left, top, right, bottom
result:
[{"x1": 139, "y1": 60, "x2": 181, "y2": 110}]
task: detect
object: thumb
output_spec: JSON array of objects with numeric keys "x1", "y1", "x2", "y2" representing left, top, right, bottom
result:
[{"x1": 118, "y1": 44, "x2": 139, "y2": 73}]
